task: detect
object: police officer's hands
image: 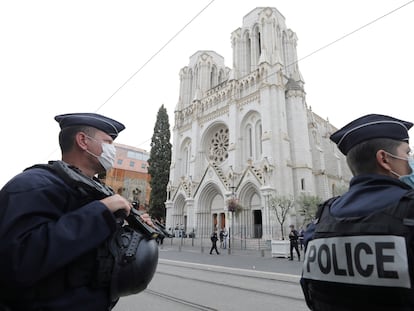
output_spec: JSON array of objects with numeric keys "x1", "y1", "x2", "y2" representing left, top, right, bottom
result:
[
  {"x1": 139, "y1": 213, "x2": 155, "y2": 228},
  {"x1": 100, "y1": 194, "x2": 132, "y2": 216}
]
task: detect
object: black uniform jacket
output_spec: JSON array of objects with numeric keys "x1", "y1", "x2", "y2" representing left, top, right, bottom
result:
[{"x1": 0, "y1": 165, "x2": 117, "y2": 310}]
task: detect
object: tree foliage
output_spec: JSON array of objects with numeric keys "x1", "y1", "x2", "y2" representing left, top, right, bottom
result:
[
  {"x1": 147, "y1": 105, "x2": 172, "y2": 221},
  {"x1": 297, "y1": 193, "x2": 324, "y2": 225},
  {"x1": 333, "y1": 184, "x2": 349, "y2": 196},
  {"x1": 270, "y1": 195, "x2": 295, "y2": 240}
]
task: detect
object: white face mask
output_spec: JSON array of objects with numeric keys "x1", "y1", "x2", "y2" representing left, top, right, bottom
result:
[
  {"x1": 386, "y1": 151, "x2": 414, "y2": 188},
  {"x1": 85, "y1": 136, "x2": 116, "y2": 171}
]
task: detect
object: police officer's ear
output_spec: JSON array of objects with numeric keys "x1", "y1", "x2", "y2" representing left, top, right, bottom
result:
[
  {"x1": 376, "y1": 150, "x2": 392, "y2": 172},
  {"x1": 75, "y1": 132, "x2": 90, "y2": 151}
]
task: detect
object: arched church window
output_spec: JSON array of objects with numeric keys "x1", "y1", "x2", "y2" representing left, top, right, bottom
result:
[
  {"x1": 282, "y1": 32, "x2": 288, "y2": 74},
  {"x1": 189, "y1": 69, "x2": 194, "y2": 105},
  {"x1": 210, "y1": 65, "x2": 217, "y2": 89},
  {"x1": 255, "y1": 121, "x2": 262, "y2": 159},
  {"x1": 248, "y1": 126, "x2": 253, "y2": 158},
  {"x1": 193, "y1": 66, "x2": 199, "y2": 93},
  {"x1": 244, "y1": 31, "x2": 251, "y2": 75},
  {"x1": 218, "y1": 70, "x2": 224, "y2": 84},
  {"x1": 254, "y1": 26, "x2": 261, "y2": 65},
  {"x1": 184, "y1": 146, "x2": 190, "y2": 175}
]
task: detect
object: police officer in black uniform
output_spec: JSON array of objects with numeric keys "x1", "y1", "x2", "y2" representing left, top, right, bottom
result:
[
  {"x1": 288, "y1": 224, "x2": 300, "y2": 261},
  {"x1": 301, "y1": 114, "x2": 414, "y2": 310},
  {"x1": 0, "y1": 113, "x2": 155, "y2": 311}
]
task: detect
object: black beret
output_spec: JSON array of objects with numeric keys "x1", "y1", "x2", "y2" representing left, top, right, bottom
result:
[
  {"x1": 55, "y1": 113, "x2": 125, "y2": 139},
  {"x1": 330, "y1": 114, "x2": 413, "y2": 155}
]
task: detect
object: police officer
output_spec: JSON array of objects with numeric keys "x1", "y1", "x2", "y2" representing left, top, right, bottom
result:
[
  {"x1": 0, "y1": 113, "x2": 154, "y2": 310},
  {"x1": 301, "y1": 114, "x2": 414, "y2": 310},
  {"x1": 288, "y1": 224, "x2": 300, "y2": 261}
]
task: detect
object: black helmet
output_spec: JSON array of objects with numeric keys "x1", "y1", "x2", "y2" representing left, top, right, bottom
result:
[{"x1": 109, "y1": 225, "x2": 159, "y2": 301}]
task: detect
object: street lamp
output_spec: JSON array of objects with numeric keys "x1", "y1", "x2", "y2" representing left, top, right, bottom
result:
[
  {"x1": 228, "y1": 166, "x2": 236, "y2": 254},
  {"x1": 227, "y1": 186, "x2": 236, "y2": 254}
]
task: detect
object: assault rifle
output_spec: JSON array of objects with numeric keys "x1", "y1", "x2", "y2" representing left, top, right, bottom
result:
[
  {"x1": 32, "y1": 161, "x2": 164, "y2": 240},
  {"x1": 120, "y1": 202, "x2": 164, "y2": 240}
]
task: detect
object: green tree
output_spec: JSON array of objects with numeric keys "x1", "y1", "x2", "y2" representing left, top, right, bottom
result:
[
  {"x1": 297, "y1": 194, "x2": 323, "y2": 225},
  {"x1": 333, "y1": 184, "x2": 349, "y2": 196},
  {"x1": 270, "y1": 195, "x2": 295, "y2": 240},
  {"x1": 147, "y1": 105, "x2": 172, "y2": 221}
]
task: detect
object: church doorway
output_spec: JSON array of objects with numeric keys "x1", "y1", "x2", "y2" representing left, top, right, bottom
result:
[
  {"x1": 212, "y1": 213, "x2": 218, "y2": 231},
  {"x1": 253, "y1": 210, "x2": 262, "y2": 238},
  {"x1": 219, "y1": 213, "x2": 226, "y2": 228}
]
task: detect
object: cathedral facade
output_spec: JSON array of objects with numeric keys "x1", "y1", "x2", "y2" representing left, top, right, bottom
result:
[{"x1": 165, "y1": 7, "x2": 352, "y2": 241}]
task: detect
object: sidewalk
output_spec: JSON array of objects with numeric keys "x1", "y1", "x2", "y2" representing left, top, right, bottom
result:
[{"x1": 158, "y1": 237, "x2": 304, "y2": 276}]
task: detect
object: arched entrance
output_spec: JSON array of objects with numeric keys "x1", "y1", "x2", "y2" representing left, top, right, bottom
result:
[{"x1": 253, "y1": 209, "x2": 262, "y2": 238}]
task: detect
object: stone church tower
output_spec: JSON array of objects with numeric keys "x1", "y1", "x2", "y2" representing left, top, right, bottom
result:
[{"x1": 166, "y1": 7, "x2": 351, "y2": 242}]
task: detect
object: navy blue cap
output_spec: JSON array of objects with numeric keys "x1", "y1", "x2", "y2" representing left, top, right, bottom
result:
[
  {"x1": 330, "y1": 114, "x2": 413, "y2": 155},
  {"x1": 55, "y1": 113, "x2": 125, "y2": 139}
]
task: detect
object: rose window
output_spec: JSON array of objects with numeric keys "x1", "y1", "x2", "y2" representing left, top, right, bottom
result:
[{"x1": 209, "y1": 128, "x2": 229, "y2": 163}]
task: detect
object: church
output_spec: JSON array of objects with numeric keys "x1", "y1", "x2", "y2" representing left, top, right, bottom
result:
[{"x1": 165, "y1": 7, "x2": 352, "y2": 243}]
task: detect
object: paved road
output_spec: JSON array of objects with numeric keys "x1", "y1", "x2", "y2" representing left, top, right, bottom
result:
[{"x1": 158, "y1": 239, "x2": 304, "y2": 276}]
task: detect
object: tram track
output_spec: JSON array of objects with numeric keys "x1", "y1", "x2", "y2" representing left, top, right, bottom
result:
[
  {"x1": 159, "y1": 258, "x2": 301, "y2": 283},
  {"x1": 156, "y1": 259, "x2": 304, "y2": 302},
  {"x1": 145, "y1": 289, "x2": 219, "y2": 311},
  {"x1": 115, "y1": 258, "x2": 307, "y2": 310}
]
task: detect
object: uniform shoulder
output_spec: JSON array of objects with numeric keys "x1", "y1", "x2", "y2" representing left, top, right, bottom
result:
[{"x1": 2, "y1": 166, "x2": 65, "y2": 193}]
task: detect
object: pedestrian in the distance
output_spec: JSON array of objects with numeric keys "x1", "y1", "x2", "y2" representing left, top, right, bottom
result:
[{"x1": 210, "y1": 230, "x2": 220, "y2": 255}]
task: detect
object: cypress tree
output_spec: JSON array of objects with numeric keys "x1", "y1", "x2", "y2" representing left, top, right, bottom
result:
[{"x1": 147, "y1": 105, "x2": 172, "y2": 221}]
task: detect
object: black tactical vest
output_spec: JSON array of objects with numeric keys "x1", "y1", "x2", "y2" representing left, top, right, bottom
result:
[{"x1": 302, "y1": 191, "x2": 414, "y2": 311}]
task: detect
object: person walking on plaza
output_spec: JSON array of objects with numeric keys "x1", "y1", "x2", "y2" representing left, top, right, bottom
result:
[
  {"x1": 288, "y1": 224, "x2": 300, "y2": 261},
  {"x1": 301, "y1": 114, "x2": 414, "y2": 310},
  {"x1": 210, "y1": 230, "x2": 220, "y2": 255}
]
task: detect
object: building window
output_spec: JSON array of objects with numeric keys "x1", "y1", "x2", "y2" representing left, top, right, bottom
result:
[
  {"x1": 255, "y1": 121, "x2": 262, "y2": 159},
  {"x1": 209, "y1": 127, "x2": 229, "y2": 164},
  {"x1": 301, "y1": 178, "x2": 305, "y2": 190},
  {"x1": 129, "y1": 161, "x2": 135, "y2": 167},
  {"x1": 141, "y1": 163, "x2": 146, "y2": 169},
  {"x1": 127, "y1": 150, "x2": 149, "y2": 161},
  {"x1": 248, "y1": 126, "x2": 253, "y2": 158},
  {"x1": 117, "y1": 159, "x2": 123, "y2": 165}
]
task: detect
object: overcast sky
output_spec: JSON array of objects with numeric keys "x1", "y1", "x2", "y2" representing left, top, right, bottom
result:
[{"x1": 1, "y1": 0, "x2": 413, "y2": 187}]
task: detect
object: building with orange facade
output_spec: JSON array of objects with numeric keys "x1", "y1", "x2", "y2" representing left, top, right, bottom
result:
[{"x1": 103, "y1": 143, "x2": 151, "y2": 206}]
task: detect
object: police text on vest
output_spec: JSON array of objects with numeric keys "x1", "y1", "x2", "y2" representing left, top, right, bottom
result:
[{"x1": 302, "y1": 235, "x2": 410, "y2": 287}]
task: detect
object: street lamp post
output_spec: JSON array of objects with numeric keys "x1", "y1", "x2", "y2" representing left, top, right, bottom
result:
[{"x1": 228, "y1": 185, "x2": 236, "y2": 254}]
